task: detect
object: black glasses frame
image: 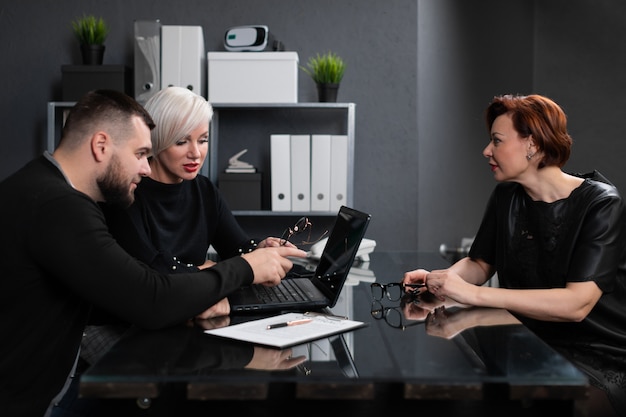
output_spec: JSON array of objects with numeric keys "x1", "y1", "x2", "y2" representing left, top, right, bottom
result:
[
  {"x1": 370, "y1": 282, "x2": 425, "y2": 301},
  {"x1": 370, "y1": 300, "x2": 425, "y2": 331},
  {"x1": 280, "y1": 217, "x2": 328, "y2": 247}
]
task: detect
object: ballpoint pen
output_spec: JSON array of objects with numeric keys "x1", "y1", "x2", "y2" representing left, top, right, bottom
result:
[
  {"x1": 266, "y1": 318, "x2": 313, "y2": 330},
  {"x1": 304, "y1": 311, "x2": 348, "y2": 320}
]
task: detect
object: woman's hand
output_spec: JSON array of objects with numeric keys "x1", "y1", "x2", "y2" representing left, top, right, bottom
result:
[
  {"x1": 405, "y1": 267, "x2": 478, "y2": 304},
  {"x1": 197, "y1": 259, "x2": 217, "y2": 270},
  {"x1": 402, "y1": 268, "x2": 430, "y2": 295},
  {"x1": 424, "y1": 269, "x2": 471, "y2": 302}
]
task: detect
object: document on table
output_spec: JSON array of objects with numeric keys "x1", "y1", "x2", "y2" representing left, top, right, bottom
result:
[{"x1": 204, "y1": 312, "x2": 366, "y2": 349}]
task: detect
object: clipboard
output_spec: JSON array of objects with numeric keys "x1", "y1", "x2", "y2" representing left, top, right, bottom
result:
[{"x1": 204, "y1": 312, "x2": 367, "y2": 349}]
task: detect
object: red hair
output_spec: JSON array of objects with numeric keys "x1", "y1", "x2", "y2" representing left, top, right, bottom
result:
[{"x1": 485, "y1": 94, "x2": 572, "y2": 168}]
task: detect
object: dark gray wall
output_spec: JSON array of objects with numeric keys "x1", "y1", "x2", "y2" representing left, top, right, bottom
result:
[
  {"x1": 534, "y1": 1, "x2": 626, "y2": 187},
  {"x1": 0, "y1": 0, "x2": 417, "y2": 251},
  {"x1": 2, "y1": 0, "x2": 625, "y2": 253},
  {"x1": 417, "y1": 0, "x2": 626, "y2": 252},
  {"x1": 417, "y1": 0, "x2": 534, "y2": 250}
]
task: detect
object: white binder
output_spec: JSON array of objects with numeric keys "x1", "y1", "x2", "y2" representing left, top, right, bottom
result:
[
  {"x1": 330, "y1": 135, "x2": 348, "y2": 211},
  {"x1": 290, "y1": 134, "x2": 311, "y2": 212},
  {"x1": 161, "y1": 25, "x2": 206, "y2": 97},
  {"x1": 310, "y1": 134, "x2": 331, "y2": 212},
  {"x1": 270, "y1": 134, "x2": 291, "y2": 211},
  {"x1": 133, "y1": 20, "x2": 161, "y2": 105}
]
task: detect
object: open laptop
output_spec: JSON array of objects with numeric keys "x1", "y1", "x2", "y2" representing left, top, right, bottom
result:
[{"x1": 228, "y1": 205, "x2": 371, "y2": 313}]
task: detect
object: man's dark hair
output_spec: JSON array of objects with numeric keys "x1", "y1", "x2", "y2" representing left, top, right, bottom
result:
[{"x1": 60, "y1": 89, "x2": 155, "y2": 148}]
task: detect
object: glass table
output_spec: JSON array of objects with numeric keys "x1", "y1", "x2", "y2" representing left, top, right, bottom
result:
[{"x1": 79, "y1": 251, "x2": 590, "y2": 415}]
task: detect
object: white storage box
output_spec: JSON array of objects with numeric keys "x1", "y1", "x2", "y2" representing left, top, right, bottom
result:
[{"x1": 207, "y1": 52, "x2": 298, "y2": 103}]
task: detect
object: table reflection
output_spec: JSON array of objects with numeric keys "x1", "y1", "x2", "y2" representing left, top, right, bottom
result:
[
  {"x1": 79, "y1": 252, "x2": 593, "y2": 416},
  {"x1": 395, "y1": 290, "x2": 626, "y2": 417},
  {"x1": 84, "y1": 322, "x2": 305, "y2": 378},
  {"x1": 81, "y1": 318, "x2": 359, "y2": 398}
]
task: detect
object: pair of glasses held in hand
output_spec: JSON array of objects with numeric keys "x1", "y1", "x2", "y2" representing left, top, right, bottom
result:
[
  {"x1": 370, "y1": 282, "x2": 425, "y2": 302},
  {"x1": 280, "y1": 217, "x2": 328, "y2": 247}
]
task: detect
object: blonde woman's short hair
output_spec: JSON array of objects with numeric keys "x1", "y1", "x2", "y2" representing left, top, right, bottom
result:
[{"x1": 143, "y1": 86, "x2": 213, "y2": 156}]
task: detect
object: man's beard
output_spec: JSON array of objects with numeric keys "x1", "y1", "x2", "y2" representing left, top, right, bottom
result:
[{"x1": 97, "y1": 155, "x2": 135, "y2": 208}]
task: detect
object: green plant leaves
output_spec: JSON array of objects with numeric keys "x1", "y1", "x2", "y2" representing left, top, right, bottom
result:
[
  {"x1": 71, "y1": 14, "x2": 109, "y2": 45},
  {"x1": 301, "y1": 51, "x2": 346, "y2": 84}
]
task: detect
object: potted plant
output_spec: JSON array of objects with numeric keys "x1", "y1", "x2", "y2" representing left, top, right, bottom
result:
[
  {"x1": 71, "y1": 14, "x2": 109, "y2": 65},
  {"x1": 301, "y1": 51, "x2": 346, "y2": 102}
]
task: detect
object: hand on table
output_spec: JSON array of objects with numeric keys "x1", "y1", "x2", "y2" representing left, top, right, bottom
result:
[{"x1": 195, "y1": 297, "x2": 231, "y2": 320}]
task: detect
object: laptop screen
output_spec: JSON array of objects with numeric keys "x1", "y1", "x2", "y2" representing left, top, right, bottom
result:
[{"x1": 312, "y1": 206, "x2": 371, "y2": 303}]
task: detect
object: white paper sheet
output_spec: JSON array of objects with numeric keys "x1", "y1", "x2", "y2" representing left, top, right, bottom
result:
[{"x1": 204, "y1": 312, "x2": 366, "y2": 349}]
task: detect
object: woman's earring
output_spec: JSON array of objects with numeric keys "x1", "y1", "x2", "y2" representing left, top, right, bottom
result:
[{"x1": 526, "y1": 152, "x2": 534, "y2": 161}]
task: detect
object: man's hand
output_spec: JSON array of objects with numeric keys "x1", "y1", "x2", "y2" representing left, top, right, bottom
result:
[
  {"x1": 241, "y1": 246, "x2": 307, "y2": 286},
  {"x1": 195, "y1": 297, "x2": 230, "y2": 319},
  {"x1": 256, "y1": 237, "x2": 297, "y2": 248}
]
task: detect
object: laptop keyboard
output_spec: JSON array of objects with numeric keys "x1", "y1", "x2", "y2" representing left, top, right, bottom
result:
[{"x1": 253, "y1": 279, "x2": 312, "y2": 303}]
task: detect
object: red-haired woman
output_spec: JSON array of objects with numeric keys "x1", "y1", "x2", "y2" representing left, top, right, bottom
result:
[{"x1": 404, "y1": 94, "x2": 626, "y2": 416}]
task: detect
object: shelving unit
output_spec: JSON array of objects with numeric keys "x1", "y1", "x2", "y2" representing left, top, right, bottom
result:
[
  {"x1": 46, "y1": 101, "x2": 356, "y2": 222},
  {"x1": 47, "y1": 102, "x2": 75, "y2": 152},
  {"x1": 208, "y1": 102, "x2": 356, "y2": 217}
]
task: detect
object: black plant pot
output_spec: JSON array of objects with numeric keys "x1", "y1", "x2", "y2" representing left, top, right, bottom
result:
[
  {"x1": 316, "y1": 83, "x2": 339, "y2": 103},
  {"x1": 80, "y1": 44, "x2": 105, "y2": 65}
]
